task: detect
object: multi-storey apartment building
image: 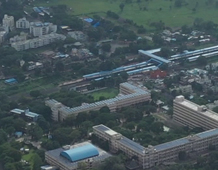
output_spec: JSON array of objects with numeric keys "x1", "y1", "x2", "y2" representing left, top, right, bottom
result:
[
  {"x1": 30, "y1": 22, "x2": 57, "y2": 37},
  {"x1": 16, "y1": 17, "x2": 30, "y2": 29},
  {"x1": 11, "y1": 33, "x2": 66, "y2": 51},
  {"x1": 173, "y1": 95, "x2": 218, "y2": 130},
  {"x1": 45, "y1": 82, "x2": 151, "y2": 121},
  {"x1": 2, "y1": 14, "x2": 14, "y2": 31},
  {"x1": 0, "y1": 30, "x2": 7, "y2": 44},
  {"x1": 10, "y1": 32, "x2": 28, "y2": 44},
  {"x1": 93, "y1": 124, "x2": 218, "y2": 169}
]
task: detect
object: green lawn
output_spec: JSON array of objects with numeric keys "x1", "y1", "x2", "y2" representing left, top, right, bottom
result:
[
  {"x1": 22, "y1": 151, "x2": 34, "y2": 161},
  {"x1": 88, "y1": 88, "x2": 119, "y2": 101},
  {"x1": 22, "y1": 150, "x2": 35, "y2": 169},
  {"x1": 36, "y1": 0, "x2": 218, "y2": 28}
]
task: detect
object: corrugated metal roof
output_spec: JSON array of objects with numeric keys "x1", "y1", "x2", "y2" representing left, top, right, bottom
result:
[
  {"x1": 154, "y1": 138, "x2": 190, "y2": 151},
  {"x1": 60, "y1": 144, "x2": 99, "y2": 162},
  {"x1": 197, "y1": 128, "x2": 218, "y2": 139}
]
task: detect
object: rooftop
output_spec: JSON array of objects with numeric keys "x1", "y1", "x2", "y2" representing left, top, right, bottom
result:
[
  {"x1": 60, "y1": 144, "x2": 99, "y2": 162},
  {"x1": 119, "y1": 137, "x2": 145, "y2": 154},
  {"x1": 154, "y1": 138, "x2": 190, "y2": 151},
  {"x1": 175, "y1": 95, "x2": 218, "y2": 121},
  {"x1": 46, "y1": 141, "x2": 111, "y2": 169},
  {"x1": 197, "y1": 128, "x2": 218, "y2": 139},
  {"x1": 138, "y1": 50, "x2": 171, "y2": 64},
  {"x1": 11, "y1": 108, "x2": 39, "y2": 118}
]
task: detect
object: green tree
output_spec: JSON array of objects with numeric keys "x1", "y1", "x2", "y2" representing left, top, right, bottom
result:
[
  {"x1": 27, "y1": 124, "x2": 43, "y2": 141},
  {"x1": 29, "y1": 90, "x2": 41, "y2": 98},
  {"x1": 175, "y1": 0, "x2": 185, "y2": 8},
  {"x1": 213, "y1": 106, "x2": 218, "y2": 113},
  {"x1": 119, "y1": 3, "x2": 125, "y2": 11},
  {"x1": 150, "y1": 122, "x2": 164, "y2": 134},
  {"x1": 101, "y1": 44, "x2": 111, "y2": 52},
  {"x1": 160, "y1": 47, "x2": 171, "y2": 58},
  {"x1": 4, "y1": 163, "x2": 16, "y2": 170},
  {"x1": 0, "y1": 129, "x2": 7, "y2": 145},
  {"x1": 78, "y1": 162, "x2": 87, "y2": 170},
  {"x1": 31, "y1": 153, "x2": 43, "y2": 170},
  {"x1": 13, "y1": 118, "x2": 26, "y2": 131},
  {"x1": 197, "y1": 56, "x2": 207, "y2": 66},
  {"x1": 37, "y1": 116, "x2": 50, "y2": 133}
]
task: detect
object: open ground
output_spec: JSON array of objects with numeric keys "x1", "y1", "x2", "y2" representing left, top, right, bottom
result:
[
  {"x1": 36, "y1": 0, "x2": 218, "y2": 28},
  {"x1": 88, "y1": 88, "x2": 119, "y2": 101}
]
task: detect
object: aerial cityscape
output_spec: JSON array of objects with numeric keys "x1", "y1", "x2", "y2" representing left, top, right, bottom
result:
[{"x1": 2, "y1": 0, "x2": 218, "y2": 170}]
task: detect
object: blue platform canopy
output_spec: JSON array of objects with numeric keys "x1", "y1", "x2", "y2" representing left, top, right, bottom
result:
[
  {"x1": 84, "y1": 18, "x2": 93, "y2": 23},
  {"x1": 60, "y1": 144, "x2": 99, "y2": 162}
]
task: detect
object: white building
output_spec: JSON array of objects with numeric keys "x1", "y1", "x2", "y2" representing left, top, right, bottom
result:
[
  {"x1": 30, "y1": 22, "x2": 57, "y2": 37},
  {"x1": 173, "y1": 95, "x2": 218, "y2": 130},
  {"x1": 16, "y1": 17, "x2": 30, "y2": 29},
  {"x1": 11, "y1": 33, "x2": 66, "y2": 51},
  {"x1": 68, "y1": 31, "x2": 87, "y2": 41},
  {"x1": 0, "y1": 30, "x2": 7, "y2": 44},
  {"x1": 10, "y1": 32, "x2": 28, "y2": 44},
  {"x1": 2, "y1": 14, "x2": 14, "y2": 31}
]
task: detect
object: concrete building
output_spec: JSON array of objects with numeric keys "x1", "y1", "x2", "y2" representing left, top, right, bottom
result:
[
  {"x1": 45, "y1": 82, "x2": 151, "y2": 121},
  {"x1": 68, "y1": 31, "x2": 87, "y2": 41},
  {"x1": 173, "y1": 95, "x2": 218, "y2": 130},
  {"x1": 11, "y1": 33, "x2": 66, "y2": 51},
  {"x1": 45, "y1": 141, "x2": 111, "y2": 170},
  {"x1": 2, "y1": 14, "x2": 14, "y2": 31},
  {"x1": 93, "y1": 124, "x2": 218, "y2": 169},
  {"x1": 0, "y1": 29, "x2": 7, "y2": 44},
  {"x1": 10, "y1": 108, "x2": 39, "y2": 121},
  {"x1": 10, "y1": 32, "x2": 28, "y2": 44},
  {"x1": 171, "y1": 85, "x2": 193, "y2": 94},
  {"x1": 16, "y1": 17, "x2": 30, "y2": 29},
  {"x1": 30, "y1": 22, "x2": 57, "y2": 37}
]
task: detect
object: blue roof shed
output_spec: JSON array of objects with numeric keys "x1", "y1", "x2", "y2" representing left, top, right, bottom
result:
[
  {"x1": 60, "y1": 144, "x2": 99, "y2": 162},
  {"x1": 4, "y1": 78, "x2": 17, "y2": 84}
]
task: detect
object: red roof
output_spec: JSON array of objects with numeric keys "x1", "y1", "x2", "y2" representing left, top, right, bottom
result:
[{"x1": 150, "y1": 70, "x2": 167, "y2": 79}]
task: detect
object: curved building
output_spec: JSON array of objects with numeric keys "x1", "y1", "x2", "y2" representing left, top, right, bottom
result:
[
  {"x1": 45, "y1": 141, "x2": 110, "y2": 170},
  {"x1": 60, "y1": 144, "x2": 99, "y2": 162}
]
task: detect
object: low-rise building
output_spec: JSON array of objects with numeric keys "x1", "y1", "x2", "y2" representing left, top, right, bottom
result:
[
  {"x1": 11, "y1": 33, "x2": 66, "y2": 51},
  {"x1": 71, "y1": 48, "x2": 93, "y2": 59},
  {"x1": 10, "y1": 108, "x2": 39, "y2": 121},
  {"x1": 68, "y1": 31, "x2": 87, "y2": 41},
  {"x1": 171, "y1": 85, "x2": 193, "y2": 94},
  {"x1": 45, "y1": 141, "x2": 111, "y2": 170},
  {"x1": 28, "y1": 61, "x2": 43, "y2": 70}
]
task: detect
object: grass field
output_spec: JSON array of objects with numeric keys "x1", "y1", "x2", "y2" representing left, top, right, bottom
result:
[
  {"x1": 22, "y1": 150, "x2": 35, "y2": 170},
  {"x1": 89, "y1": 88, "x2": 119, "y2": 101},
  {"x1": 36, "y1": 0, "x2": 218, "y2": 28}
]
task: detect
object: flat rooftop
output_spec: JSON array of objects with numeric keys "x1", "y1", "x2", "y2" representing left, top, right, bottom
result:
[
  {"x1": 11, "y1": 108, "x2": 39, "y2": 118},
  {"x1": 93, "y1": 125, "x2": 145, "y2": 154},
  {"x1": 93, "y1": 124, "x2": 119, "y2": 136},
  {"x1": 175, "y1": 96, "x2": 218, "y2": 121},
  {"x1": 154, "y1": 138, "x2": 190, "y2": 151}
]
